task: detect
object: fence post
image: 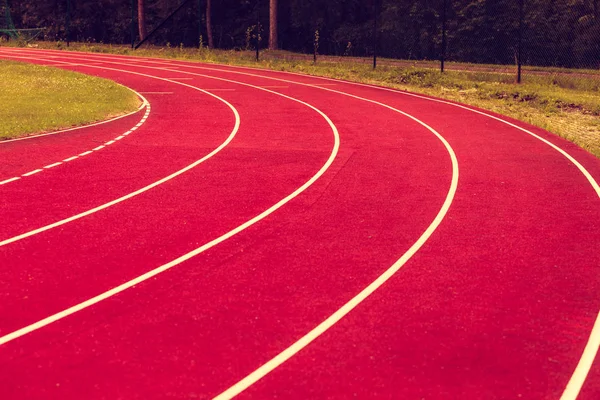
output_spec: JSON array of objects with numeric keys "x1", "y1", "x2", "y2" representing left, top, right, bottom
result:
[
  {"x1": 313, "y1": 29, "x2": 320, "y2": 64},
  {"x1": 373, "y1": 0, "x2": 378, "y2": 69},
  {"x1": 131, "y1": 0, "x2": 135, "y2": 49},
  {"x1": 66, "y1": 0, "x2": 71, "y2": 46},
  {"x1": 256, "y1": 1, "x2": 260, "y2": 61},
  {"x1": 441, "y1": 0, "x2": 447, "y2": 73},
  {"x1": 517, "y1": 0, "x2": 523, "y2": 83},
  {"x1": 198, "y1": 0, "x2": 202, "y2": 48}
]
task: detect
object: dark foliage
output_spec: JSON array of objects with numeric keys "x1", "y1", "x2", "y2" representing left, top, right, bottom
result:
[{"x1": 6, "y1": 0, "x2": 600, "y2": 68}]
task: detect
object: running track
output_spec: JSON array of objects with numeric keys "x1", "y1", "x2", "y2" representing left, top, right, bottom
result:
[{"x1": 0, "y1": 48, "x2": 599, "y2": 400}]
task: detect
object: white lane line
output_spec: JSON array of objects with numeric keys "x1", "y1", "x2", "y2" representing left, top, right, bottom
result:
[
  {"x1": 22, "y1": 169, "x2": 43, "y2": 177},
  {"x1": 105, "y1": 140, "x2": 115, "y2": 145},
  {"x1": 202, "y1": 89, "x2": 237, "y2": 91},
  {"x1": 115, "y1": 135, "x2": 126, "y2": 139},
  {"x1": 92, "y1": 145, "x2": 105, "y2": 151},
  {"x1": 0, "y1": 177, "x2": 20, "y2": 185},
  {"x1": 43, "y1": 162, "x2": 62, "y2": 169},
  {"x1": 0, "y1": 58, "x2": 344, "y2": 348},
  {"x1": 139, "y1": 92, "x2": 174, "y2": 94},
  {"x1": 20, "y1": 51, "x2": 462, "y2": 399},
  {"x1": 79, "y1": 151, "x2": 93, "y2": 156},
  {"x1": 0, "y1": 55, "x2": 244, "y2": 250},
  {"x1": 63, "y1": 156, "x2": 79, "y2": 162},
  {"x1": 67, "y1": 62, "x2": 105, "y2": 66},
  {"x1": 42, "y1": 62, "x2": 106, "y2": 67},
  {"x1": 563, "y1": 319, "x2": 600, "y2": 400}
]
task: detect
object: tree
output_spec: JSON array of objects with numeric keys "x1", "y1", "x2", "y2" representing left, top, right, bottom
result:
[
  {"x1": 269, "y1": 0, "x2": 277, "y2": 49},
  {"x1": 206, "y1": 0, "x2": 213, "y2": 48},
  {"x1": 138, "y1": 0, "x2": 147, "y2": 40}
]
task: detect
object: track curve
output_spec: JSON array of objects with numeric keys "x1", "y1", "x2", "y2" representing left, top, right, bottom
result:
[{"x1": 0, "y1": 47, "x2": 599, "y2": 400}]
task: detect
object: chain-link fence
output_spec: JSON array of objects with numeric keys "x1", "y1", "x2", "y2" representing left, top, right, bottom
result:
[{"x1": 4, "y1": 1, "x2": 599, "y2": 69}]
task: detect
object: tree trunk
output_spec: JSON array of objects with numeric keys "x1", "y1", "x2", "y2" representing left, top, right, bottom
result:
[
  {"x1": 206, "y1": 0, "x2": 214, "y2": 48},
  {"x1": 269, "y1": 0, "x2": 278, "y2": 50},
  {"x1": 137, "y1": 0, "x2": 147, "y2": 40}
]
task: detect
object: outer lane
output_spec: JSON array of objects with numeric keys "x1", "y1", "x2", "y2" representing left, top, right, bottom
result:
[{"x1": 2, "y1": 48, "x2": 600, "y2": 399}]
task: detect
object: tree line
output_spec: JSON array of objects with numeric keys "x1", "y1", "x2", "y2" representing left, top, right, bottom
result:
[{"x1": 6, "y1": 0, "x2": 600, "y2": 68}]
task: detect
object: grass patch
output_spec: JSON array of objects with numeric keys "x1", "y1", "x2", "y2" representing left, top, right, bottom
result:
[
  {"x1": 4, "y1": 41, "x2": 600, "y2": 158},
  {"x1": 0, "y1": 59, "x2": 140, "y2": 140}
]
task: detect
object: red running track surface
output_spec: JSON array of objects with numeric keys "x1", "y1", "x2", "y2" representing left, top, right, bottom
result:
[{"x1": 0, "y1": 48, "x2": 599, "y2": 400}]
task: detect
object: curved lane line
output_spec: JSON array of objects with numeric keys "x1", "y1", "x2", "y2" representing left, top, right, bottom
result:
[
  {"x1": 0, "y1": 56, "x2": 240, "y2": 247},
  {"x1": 208, "y1": 90, "x2": 459, "y2": 400},
  {"x1": 0, "y1": 83, "x2": 147, "y2": 144},
  {"x1": 0, "y1": 57, "x2": 342, "y2": 347},
  {"x1": 0, "y1": 95, "x2": 151, "y2": 184}
]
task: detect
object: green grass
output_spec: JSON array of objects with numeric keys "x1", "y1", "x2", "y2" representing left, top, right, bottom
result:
[
  {"x1": 4, "y1": 41, "x2": 600, "y2": 158},
  {"x1": 0, "y1": 60, "x2": 140, "y2": 140}
]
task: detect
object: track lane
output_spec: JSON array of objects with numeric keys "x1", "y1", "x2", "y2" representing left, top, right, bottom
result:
[
  {"x1": 32, "y1": 49, "x2": 600, "y2": 399},
  {"x1": 0, "y1": 111, "x2": 451, "y2": 400},
  {"x1": 0, "y1": 50, "x2": 459, "y2": 399},
  {"x1": 0, "y1": 54, "x2": 354, "y2": 338},
  {"x1": 0, "y1": 57, "x2": 241, "y2": 241},
  {"x1": 2, "y1": 48, "x2": 599, "y2": 399}
]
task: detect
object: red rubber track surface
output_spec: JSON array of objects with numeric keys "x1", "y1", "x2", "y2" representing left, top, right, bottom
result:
[{"x1": 0, "y1": 48, "x2": 599, "y2": 400}]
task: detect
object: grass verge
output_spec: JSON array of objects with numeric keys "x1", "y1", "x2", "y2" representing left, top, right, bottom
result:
[
  {"x1": 0, "y1": 59, "x2": 140, "y2": 140},
  {"x1": 4, "y1": 42, "x2": 600, "y2": 158}
]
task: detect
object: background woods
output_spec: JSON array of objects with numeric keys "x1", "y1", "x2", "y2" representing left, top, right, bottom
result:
[{"x1": 4, "y1": 0, "x2": 600, "y2": 68}]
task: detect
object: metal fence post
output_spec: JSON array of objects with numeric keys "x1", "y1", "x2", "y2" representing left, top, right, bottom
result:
[
  {"x1": 256, "y1": 1, "x2": 260, "y2": 61},
  {"x1": 198, "y1": 0, "x2": 202, "y2": 48},
  {"x1": 373, "y1": 0, "x2": 378, "y2": 69},
  {"x1": 313, "y1": 29, "x2": 317, "y2": 64},
  {"x1": 517, "y1": 0, "x2": 523, "y2": 83},
  {"x1": 66, "y1": 0, "x2": 71, "y2": 46},
  {"x1": 441, "y1": 0, "x2": 447, "y2": 73},
  {"x1": 131, "y1": 0, "x2": 135, "y2": 49}
]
